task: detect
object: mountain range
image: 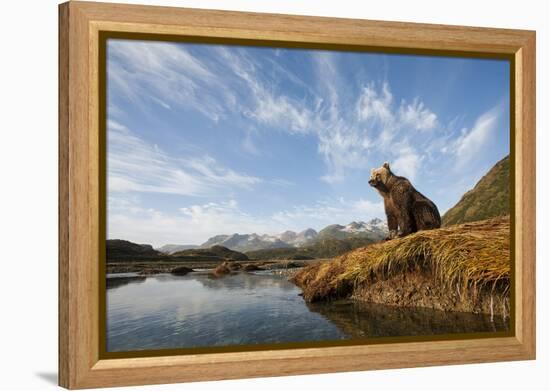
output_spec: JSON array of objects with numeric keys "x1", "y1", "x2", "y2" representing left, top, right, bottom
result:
[
  {"x1": 156, "y1": 244, "x2": 199, "y2": 255},
  {"x1": 317, "y1": 218, "x2": 387, "y2": 241},
  {"x1": 188, "y1": 219, "x2": 388, "y2": 253}
]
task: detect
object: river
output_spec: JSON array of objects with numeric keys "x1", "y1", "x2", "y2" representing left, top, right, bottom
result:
[{"x1": 106, "y1": 271, "x2": 509, "y2": 352}]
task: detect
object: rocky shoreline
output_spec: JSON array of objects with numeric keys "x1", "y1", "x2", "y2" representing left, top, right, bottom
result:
[{"x1": 107, "y1": 259, "x2": 319, "y2": 276}]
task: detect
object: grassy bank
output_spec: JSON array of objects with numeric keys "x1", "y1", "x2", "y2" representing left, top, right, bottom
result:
[{"x1": 292, "y1": 217, "x2": 510, "y2": 316}]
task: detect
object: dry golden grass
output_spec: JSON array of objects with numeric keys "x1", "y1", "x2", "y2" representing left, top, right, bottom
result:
[{"x1": 293, "y1": 217, "x2": 510, "y2": 302}]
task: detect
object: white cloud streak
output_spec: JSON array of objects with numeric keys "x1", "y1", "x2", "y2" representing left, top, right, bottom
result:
[
  {"x1": 108, "y1": 40, "x2": 234, "y2": 121},
  {"x1": 107, "y1": 120, "x2": 260, "y2": 196},
  {"x1": 398, "y1": 98, "x2": 438, "y2": 131},
  {"x1": 452, "y1": 106, "x2": 500, "y2": 168},
  {"x1": 357, "y1": 82, "x2": 394, "y2": 125},
  {"x1": 391, "y1": 144, "x2": 424, "y2": 181}
]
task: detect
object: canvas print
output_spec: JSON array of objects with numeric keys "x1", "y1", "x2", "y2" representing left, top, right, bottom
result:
[{"x1": 105, "y1": 38, "x2": 511, "y2": 353}]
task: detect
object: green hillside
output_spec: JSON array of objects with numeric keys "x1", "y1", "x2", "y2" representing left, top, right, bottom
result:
[
  {"x1": 171, "y1": 245, "x2": 248, "y2": 261},
  {"x1": 317, "y1": 224, "x2": 349, "y2": 240},
  {"x1": 106, "y1": 239, "x2": 248, "y2": 264},
  {"x1": 442, "y1": 155, "x2": 510, "y2": 226},
  {"x1": 106, "y1": 239, "x2": 162, "y2": 261}
]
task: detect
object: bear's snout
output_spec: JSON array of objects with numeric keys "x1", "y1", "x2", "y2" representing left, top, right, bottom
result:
[{"x1": 368, "y1": 179, "x2": 377, "y2": 186}]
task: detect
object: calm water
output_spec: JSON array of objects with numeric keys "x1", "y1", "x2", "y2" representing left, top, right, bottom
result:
[{"x1": 106, "y1": 271, "x2": 509, "y2": 352}]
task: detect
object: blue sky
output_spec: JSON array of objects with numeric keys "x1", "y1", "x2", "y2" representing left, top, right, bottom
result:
[{"x1": 106, "y1": 39, "x2": 510, "y2": 247}]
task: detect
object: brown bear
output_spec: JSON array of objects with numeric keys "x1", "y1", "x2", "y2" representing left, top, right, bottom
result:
[{"x1": 368, "y1": 162, "x2": 441, "y2": 239}]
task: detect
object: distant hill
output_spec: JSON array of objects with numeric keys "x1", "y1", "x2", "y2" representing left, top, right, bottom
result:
[
  {"x1": 172, "y1": 245, "x2": 248, "y2": 261},
  {"x1": 106, "y1": 239, "x2": 162, "y2": 261},
  {"x1": 246, "y1": 236, "x2": 378, "y2": 260},
  {"x1": 442, "y1": 155, "x2": 510, "y2": 226},
  {"x1": 107, "y1": 239, "x2": 248, "y2": 264},
  {"x1": 200, "y1": 233, "x2": 291, "y2": 252},
  {"x1": 157, "y1": 244, "x2": 199, "y2": 254}
]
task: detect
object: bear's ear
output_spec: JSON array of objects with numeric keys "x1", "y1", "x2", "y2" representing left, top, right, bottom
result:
[
  {"x1": 371, "y1": 168, "x2": 375, "y2": 174},
  {"x1": 383, "y1": 162, "x2": 390, "y2": 169}
]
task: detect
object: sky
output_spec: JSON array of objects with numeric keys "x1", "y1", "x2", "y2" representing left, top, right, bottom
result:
[{"x1": 106, "y1": 39, "x2": 510, "y2": 247}]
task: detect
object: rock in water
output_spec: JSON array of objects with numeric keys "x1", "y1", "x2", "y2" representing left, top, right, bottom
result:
[
  {"x1": 171, "y1": 266, "x2": 194, "y2": 275},
  {"x1": 243, "y1": 264, "x2": 263, "y2": 271},
  {"x1": 212, "y1": 262, "x2": 232, "y2": 276}
]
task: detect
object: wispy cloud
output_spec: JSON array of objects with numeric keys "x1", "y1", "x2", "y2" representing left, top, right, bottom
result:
[
  {"x1": 451, "y1": 106, "x2": 501, "y2": 168},
  {"x1": 214, "y1": 46, "x2": 316, "y2": 135},
  {"x1": 107, "y1": 120, "x2": 260, "y2": 196},
  {"x1": 356, "y1": 82, "x2": 394, "y2": 125},
  {"x1": 271, "y1": 197, "x2": 384, "y2": 230},
  {"x1": 108, "y1": 40, "x2": 233, "y2": 121},
  {"x1": 241, "y1": 131, "x2": 261, "y2": 156},
  {"x1": 109, "y1": 40, "x2": 449, "y2": 184},
  {"x1": 391, "y1": 144, "x2": 423, "y2": 181},
  {"x1": 111, "y1": 40, "x2": 507, "y2": 187},
  {"x1": 315, "y1": 80, "x2": 437, "y2": 183},
  {"x1": 284, "y1": 54, "x2": 438, "y2": 183},
  {"x1": 398, "y1": 98, "x2": 438, "y2": 131}
]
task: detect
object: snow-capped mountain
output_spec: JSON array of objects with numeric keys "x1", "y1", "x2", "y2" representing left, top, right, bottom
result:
[
  {"x1": 197, "y1": 219, "x2": 386, "y2": 252},
  {"x1": 277, "y1": 228, "x2": 318, "y2": 247},
  {"x1": 318, "y1": 218, "x2": 388, "y2": 241},
  {"x1": 342, "y1": 218, "x2": 387, "y2": 235},
  {"x1": 200, "y1": 233, "x2": 292, "y2": 252}
]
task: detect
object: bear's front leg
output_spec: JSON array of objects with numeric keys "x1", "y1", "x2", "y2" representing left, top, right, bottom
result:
[
  {"x1": 397, "y1": 210, "x2": 415, "y2": 237},
  {"x1": 386, "y1": 214, "x2": 398, "y2": 240},
  {"x1": 387, "y1": 230, "x2": 398, "y2": 240},
  {"x1": 384, "y1": 199, "x2": 399, "y2": 240}
]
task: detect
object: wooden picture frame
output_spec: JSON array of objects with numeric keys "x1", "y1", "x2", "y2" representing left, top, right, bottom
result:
[{"x1": 59, "y1": 1, "x2": 536, "y2": 389}]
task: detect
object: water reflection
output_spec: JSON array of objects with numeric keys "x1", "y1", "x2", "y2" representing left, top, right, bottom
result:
[
  {"x1": 106, "y1": 272, "x2": 345, "y2": 352},
  {"x1": 106, "y1": 275, "x2": 146, "y2": 290},
  {"x1": 307, "y1": 300, "x2": 509, "y2": 339},
  {"x1": 198, "y1": 271, "x2": 296, "y2": 292},
  {"x1": 106, "y1": 272, "x2": 508, "y2": 353}
]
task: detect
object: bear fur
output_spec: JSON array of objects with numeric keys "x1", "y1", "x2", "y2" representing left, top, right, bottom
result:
[{"x1": 368, "y1": 162, "x2": 441, "y2": 239}]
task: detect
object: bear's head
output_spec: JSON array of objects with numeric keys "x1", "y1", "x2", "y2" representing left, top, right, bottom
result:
[{"x1": 368, "y1": 162, "x2": 392, "y2": 190}]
